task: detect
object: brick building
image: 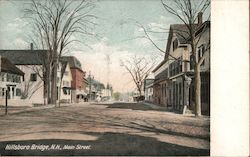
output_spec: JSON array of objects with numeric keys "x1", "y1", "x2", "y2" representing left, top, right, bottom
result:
[{"x1": 61, "y1": 56, "x2": 88, "y2": 103}]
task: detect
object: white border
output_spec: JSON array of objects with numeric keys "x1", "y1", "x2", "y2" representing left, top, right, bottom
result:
[{"x1": 211, "y1": 0, "x2": 249, "y2": 156}]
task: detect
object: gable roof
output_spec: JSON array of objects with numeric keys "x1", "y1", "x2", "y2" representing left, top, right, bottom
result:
[
  {"x1": 0, "y1": 50, "x2": 46, "y2": 65},
  {"x1": 152, "y1": 59, "x2": 167, "y2": 73},
  {"x1": 1, "y1": 57, "x2": 24, "y2": 76},
  {"x1": 60, "y1": 56, "x2": 82, "y2": 71},
  {"x1": 171, "y1": 24, "x2": 190, "y2": 44},
  {"x1": 154, "y1": 22, "x2": 208, "y2": 74},
  {"x1": 164, "y1": 24, "x2": 198, "y2": 60}
]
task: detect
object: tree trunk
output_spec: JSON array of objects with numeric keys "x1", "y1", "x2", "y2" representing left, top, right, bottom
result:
[
  {"x1": 44, "y1": 64, "x2": 51, "y2": 105},
  {"x1": 47, "y1": 65, "x2": 51, "y2": 104},
  {"x1": 194, "y1": 65, "x2": 202, "y2": 116},
  {"x1": 44, "y1": 79, "x2": 47, "y2": 105},
  {"x1": 58, "y1": 77, "x2": 63, "y2": 108},
  {"x1": 51, "y1": 59, "x2": 58, "y2": 105}
]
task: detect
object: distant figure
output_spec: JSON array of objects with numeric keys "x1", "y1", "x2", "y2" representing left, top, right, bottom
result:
[{"x1": 96, "y1": 96, "x2": 101, "y2": 102}]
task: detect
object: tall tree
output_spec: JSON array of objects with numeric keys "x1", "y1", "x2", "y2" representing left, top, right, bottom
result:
[
  {"x1": 120, "y1": 55, "x2": 156, "y2": 99},
  {"x1": 161, "y1": 0, "x2": 210, "y2": 116},
  {"x1": 24, "y1": 0, "x2": 97, "y2": 105},
  {"x1": 129, "y1": 0, "x2": 210, "y2": 116}
]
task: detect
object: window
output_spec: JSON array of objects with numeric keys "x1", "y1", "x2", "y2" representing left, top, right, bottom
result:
[
  {"x1": 0, "y1": 73, "x2": 5, "y2": 82},
  {"x1": 166, "y1": 68, "x2": 169, "y2": 78},
  {"x1": 64, "y1": 71, "x2": 69, "y2": 76},
  {"x1": 172, "y1": 39, "x2": 178, "y2": 51},
  {"x1": 63, "y1": 81, "x2": 69, "y2": 86},
  {"x1": 63, "y1": 88, "x2": 67, "y2": 95},
  {"x1": 1, "y1": 88, "x2": 5, "y2": 97},
  {"x1": 201, "y1": 75, "x2": 209, "y2": 103},
  {"x1": 179, "y1": 57, "x2": 182, "y2": 73},
  {"x1": 179, "y1": 83, "x2": 182, "y2": 107},
  {"x1": 190, "y1": 55, "x2": 194, "y2": 70},
  {"x1": 198, "y1": 44, "x2": 206, "y2": 66},
  {"x1": 165, "y1": 84, "x2": 167, "y2": 96},
  {"x1": 169, "y1": 58, "x2": 182, "y2": 77},
  {"x1": 12, "y1": 75, "x2": 15, "y2": 82},
  {"x1": 30, "y1": 73, "x2": 37, "y2": 81},
  {"x1": 16, "y1": 88, "x2": 21, "y2": 96},
  {"x1": 161, "y1": 84, "x2": 164, "y2": 96},
  {"x1": 7, "y1": 74, "x2": 11, "y2": 82},
  {"x1": 169, "y1": 64, "x2": 172, "y2": 76},
  {"x1": 16, "y1": 76, "x2": 21, "y2": 83}
]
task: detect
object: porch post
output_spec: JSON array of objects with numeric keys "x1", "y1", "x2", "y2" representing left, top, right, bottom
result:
[
  {"x1": 5, "y1": 89, "x2": 8, "y2": 115},
  {"x1": 183, "y1": 75, "x2": 192, "y2": 114}
]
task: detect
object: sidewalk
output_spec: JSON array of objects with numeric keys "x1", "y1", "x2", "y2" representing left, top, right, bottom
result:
[
  {"x1": 142, "y1": 101, "x2": 168, "y2": 111},
  {"x1": 0, "y1": 102, "x2": 90, "y2": 116},
  {"x1": 142, "y1": 101, "x2": 210, "y2": 119}
]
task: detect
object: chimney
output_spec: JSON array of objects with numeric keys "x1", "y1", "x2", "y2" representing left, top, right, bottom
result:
[
  {"x1": 30, "y1": 43, "x2": 34, "y2": 50},
  {"x1": 198, "y1": 12, "x2": 203, "y2": 26}
]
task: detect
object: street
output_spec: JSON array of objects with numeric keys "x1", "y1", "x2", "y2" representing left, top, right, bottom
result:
[{"x1": 0, "y1": 102, "x2": 210, "y2": 156}]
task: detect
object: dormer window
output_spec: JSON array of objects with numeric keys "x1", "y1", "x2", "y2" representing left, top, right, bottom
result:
[{"x1": 172, "y1": 39, "x2": 178, "y2": 51}]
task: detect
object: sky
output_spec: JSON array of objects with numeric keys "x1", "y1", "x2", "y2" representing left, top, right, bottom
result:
[{"x1": 0, "y1": 0, "x2": 210, "y2": 93}]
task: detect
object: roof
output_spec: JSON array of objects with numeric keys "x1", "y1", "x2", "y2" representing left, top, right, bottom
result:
[
  {"x1": 154, "y1": 21, "x2": 209, "y2": 78},
  {"x1": 195, "y1": 21, "x2": 210, "y2": 37},
  {"x1": 1, "y1": 57, "x2": 24, "y2": 75},
  {"x1": 154, "y1": 67, "x2": 169, "y2": 81},
  {"x1": 170, "y1": 24, "x2": 191, "y2": 44},
  {"x1": 164, "y1": 24, "x2": 198, "y2": 59},
  {"x1": 152, "y1": 59, "x2": 167, "y2": 72},
  {"x1": 0, "y1": 50, "x2": 46, "y2": 65},
  {"x1": 60, "y1": 56, "x2": 82, "y2": 70}
]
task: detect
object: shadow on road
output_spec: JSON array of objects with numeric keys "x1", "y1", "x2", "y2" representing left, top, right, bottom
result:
[
  {"x1": 96, "y1": 102, "x2": 165, "y2": 112},
  {"x1": 0, "y1": 132, "x2": 209, "y2": 156}
]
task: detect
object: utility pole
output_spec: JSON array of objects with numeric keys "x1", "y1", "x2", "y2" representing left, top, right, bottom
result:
[
  {"x1": 5, "y1": 89, "x2": 8, "y2": 115},
  {"x1": 105, "y1": 54, "x2": 111, "y2": 99},
  {"x1": 89, "y1": 71, "x2": 91, "y2": 101},
  {"x1": 88, "y1": 71, "x2": 94, "y2": 101}
]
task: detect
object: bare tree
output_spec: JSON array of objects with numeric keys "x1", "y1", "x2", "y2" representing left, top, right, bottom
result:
[
  {"x1": 128, "y1": 0, "x2": 210, "y2": 116},
  {"x1": 120, "y1": 55, "x2": 156, "y2": 100},
  {"x1": 23, "y1": 0, "x2": 97, "y2": 105},
  {"x1": 161, "y1": 0, "x2": 210, "y2": 116}
]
